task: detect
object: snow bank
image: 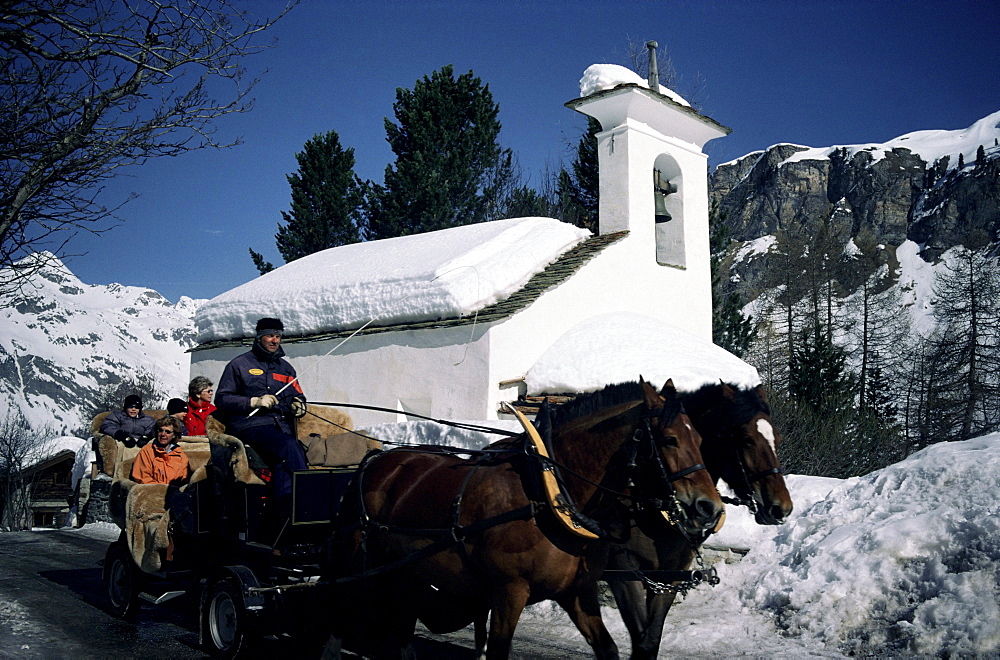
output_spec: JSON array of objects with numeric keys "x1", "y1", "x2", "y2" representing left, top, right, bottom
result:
[
  {"x1": 525, "y1": 312, "x2": 760, "y2": 394},
  {"x1": 731, "y1": 434, "x2": 1000, "y2": 655},
  {"x1": 357, "y1": 419, "x2": 523, "y2": 451}
]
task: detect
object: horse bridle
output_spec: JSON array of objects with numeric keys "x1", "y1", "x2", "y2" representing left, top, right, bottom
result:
[
  {"x1": 715, "y1": 435, "x2": 783, "y2": 515},
  {"x1": 627, "y1": 407, "x2": 712, "y2": 533},
  {"x1": 683, "y1": 403, "x2": 783, "y2": 515},
  {"x1": 522, "y1": 403, "x2": 712, "y2": 540}
]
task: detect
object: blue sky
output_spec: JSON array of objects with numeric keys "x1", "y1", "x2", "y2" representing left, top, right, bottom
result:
[{"x1": 63, "y1": 0, "x2": 1000, "y2": 303}]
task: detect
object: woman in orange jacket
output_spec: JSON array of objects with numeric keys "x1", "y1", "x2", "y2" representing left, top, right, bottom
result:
[{"x1": 131, "y1": 415, "x2": 190, "y2": 485}]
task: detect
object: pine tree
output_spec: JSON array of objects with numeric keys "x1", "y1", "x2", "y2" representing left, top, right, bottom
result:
[
  {"x1": 250, "y1": 130, "x2": 364, "y2": 274},
  {"x1": 365, "y1": 66, "x2": 515, "y2": 240},
  {"x1": 789, "y1": 324, "x2": 856, "y2": 418},
  {"x1": 924, "y1": 244, "x2": 1000, "y2": 441},
  {"x1": 709, "y1": 199, "x2": 755, "y2": 356},
  {"x1": 756, "y1": 224, "x2": 812, "y2": 390},
  {"x1": 840, "y1": 228, "x2": 910, "y2": 413},
  {"x1": 555, "y1": 117, "x2": 600, "y2": 232},
  {"x1": 504, "y1": 186, "x2": 551, "y2": 219}
]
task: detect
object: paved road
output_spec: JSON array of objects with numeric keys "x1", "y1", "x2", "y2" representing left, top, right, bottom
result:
[{"x1": 0, "y1": 529, "x2": 593, "y2": 659}]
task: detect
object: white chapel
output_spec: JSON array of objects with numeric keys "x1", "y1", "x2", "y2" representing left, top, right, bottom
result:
[{"x1": 190, "y1": 60, "x2": 734, "y2": 427}]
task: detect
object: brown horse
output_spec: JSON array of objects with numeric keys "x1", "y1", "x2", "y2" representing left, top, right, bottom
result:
[
  {"x1": 323, "y1": 380, "x2": 724, "y2": 659},
  {"x1": 605, "y1": 382, "x2": 794, "y2": 659}
]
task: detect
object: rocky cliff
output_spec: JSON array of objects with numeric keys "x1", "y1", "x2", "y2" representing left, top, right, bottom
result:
[{"x1": 710, "y1": 110, "x2": 1000, "y2": 289}]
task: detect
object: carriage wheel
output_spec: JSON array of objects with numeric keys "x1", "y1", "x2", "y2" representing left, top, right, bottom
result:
[
  {"x1": 203, "y1": 578, "x2": 248, "y2": 658},
  {"x1": 103, "y1": 543, "x2": 141, "y2": 620}
]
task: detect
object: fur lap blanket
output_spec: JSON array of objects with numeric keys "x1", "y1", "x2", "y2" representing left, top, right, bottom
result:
[
  {"x1": 300, "y1": 431, "x2": 381, "y2": 467},
  {"x1": 125, "y1": 483, "x2": 171, "y2": 573}
]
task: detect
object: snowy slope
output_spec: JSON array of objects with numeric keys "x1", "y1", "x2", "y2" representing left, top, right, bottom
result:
[{"x1": 0, "y1": 253, "x2": 205, "y2": 433}]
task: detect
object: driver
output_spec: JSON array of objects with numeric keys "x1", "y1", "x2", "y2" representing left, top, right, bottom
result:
[{"x1": 215, "y1": 317, "x2": 308, "y2": 513}]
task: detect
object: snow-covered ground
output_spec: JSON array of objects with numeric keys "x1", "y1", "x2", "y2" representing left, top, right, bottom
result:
[{"x1": 67, "y1": 425, "x2": 999, "y2": 657}]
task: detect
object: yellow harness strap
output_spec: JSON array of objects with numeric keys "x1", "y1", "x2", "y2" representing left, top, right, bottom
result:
[{"x1": 504, "y1": 403, "x2": 599, "y2": 539}]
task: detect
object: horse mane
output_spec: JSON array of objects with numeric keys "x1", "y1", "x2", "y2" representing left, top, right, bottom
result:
[
  {"x1": 681, "y1": 382, "x2": 769, "y2": 427},
  {"x1": 552, "y1": 381, "x2": 682, "y2": 428}
]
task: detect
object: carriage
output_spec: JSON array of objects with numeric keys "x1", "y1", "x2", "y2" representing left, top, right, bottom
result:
[
  {"x1": 96, "y1": 379, "x2": 790, "y2": 659},
  {"x1": 95, "y1": 403, "x2": 376, "y2": 656}
]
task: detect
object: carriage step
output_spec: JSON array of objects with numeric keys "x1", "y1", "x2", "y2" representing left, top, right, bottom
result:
[{"x1": 139, "y1": 590, "x2": 186, "y2": 604}]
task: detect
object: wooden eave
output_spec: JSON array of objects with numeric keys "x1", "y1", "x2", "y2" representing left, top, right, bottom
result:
[{"x1": 21, "y1": 450, "x2": 75, "y2": 477}]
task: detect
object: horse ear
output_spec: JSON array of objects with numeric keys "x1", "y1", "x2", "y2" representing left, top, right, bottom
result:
[
  {"x1": 659, "y1": 379, "x2": 677, "y2": 398},
  {"x1": 641, "y1": 380, "x2": 662, "y2": 408},
  {"x1": 720, "y1": 380, "x2": 737, "y2": 399},
  {"x1": 754, "y1": 383, "x2": 769, "y2": 402}
]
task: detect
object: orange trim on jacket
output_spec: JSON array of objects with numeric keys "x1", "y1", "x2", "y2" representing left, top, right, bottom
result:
[{"x1": 272, "y1": 372, "x2": 304, "y2": 394}]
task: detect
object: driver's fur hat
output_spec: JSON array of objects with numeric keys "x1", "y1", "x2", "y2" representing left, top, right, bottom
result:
[{"x1": 255, "y1": 317, "x2": 284, "y2": 339}]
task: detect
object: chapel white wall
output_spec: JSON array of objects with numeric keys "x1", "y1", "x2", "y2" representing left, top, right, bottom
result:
[{"x1": 190, "y1": 326, "x2": 496, "y2": 429}]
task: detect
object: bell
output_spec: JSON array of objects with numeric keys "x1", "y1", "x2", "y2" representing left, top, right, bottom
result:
[
  {"x1": 653, "y1": 169, "x2": 677, "y2": 223},
  {"x1": 654, "y1": 191, "x2": 672, "y2": 223}
]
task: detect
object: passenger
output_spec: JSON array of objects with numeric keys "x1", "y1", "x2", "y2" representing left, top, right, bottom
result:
[
  {"x1": 166, "y1": 398, "x2": 189, "y2": 435},
  {"x1": 215, "y1": 317, "x2": 308, "y2": 506},
  {"x1": 130, "y1": 415, "x2": 190, "y2": 485},
  {"x1": 186, "y1": 376, "x2": 217, "y2": 436},
  {"x1": 100, "y1": 394, "x2": 155, "y2": 445}
]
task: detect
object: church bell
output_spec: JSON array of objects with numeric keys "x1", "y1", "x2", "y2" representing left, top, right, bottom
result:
[{"x1": 654, "y1": 168, "x2": 677, "y2": 223}]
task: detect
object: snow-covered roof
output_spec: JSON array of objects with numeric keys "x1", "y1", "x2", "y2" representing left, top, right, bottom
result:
[
  {"x1": 26, "y1": 436, "x2": 87, "y2": 465},
  {"x1": 194, "y1": 217, "x2": 590, "y2": 343},
  {"x1": 579, "y1": 63, "x2": 691, "y2": 108},
  {"x1": 525, "y1": 312, "x2": 760, "y2": 394}
]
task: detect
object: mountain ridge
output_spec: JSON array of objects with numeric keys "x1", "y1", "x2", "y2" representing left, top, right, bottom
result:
[
  {"x1": 711, "y1": 109, "x2": 1000, "y2": 292},
  {"x1": 0, "y1": 253, "x2": 204, "y2": 434}
]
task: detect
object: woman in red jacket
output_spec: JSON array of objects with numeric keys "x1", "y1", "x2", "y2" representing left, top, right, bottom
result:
[{"x1": 186, "y1": 376, "x2": 217, "y2": 436}]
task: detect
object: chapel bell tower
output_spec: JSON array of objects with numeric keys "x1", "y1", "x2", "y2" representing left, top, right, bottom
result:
[{"x1": 565, "y1": 43, "x2": 730, "y2": 270}]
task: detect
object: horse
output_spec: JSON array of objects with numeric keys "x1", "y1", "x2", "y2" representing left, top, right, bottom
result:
[
  {"x1": 605, "y1": 382, "x2": 794, "y2": 660},
  {"x1": 322, "y1": 379, "x2": 724, "y2": 659}
]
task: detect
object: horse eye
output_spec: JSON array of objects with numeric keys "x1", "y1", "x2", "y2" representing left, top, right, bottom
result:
[
  {"x1": 742, "y1": 435, "x2": 756, "y2": 447},
  {"x1": 659, "y1": 435, "x2": 679, "y2": 448}
]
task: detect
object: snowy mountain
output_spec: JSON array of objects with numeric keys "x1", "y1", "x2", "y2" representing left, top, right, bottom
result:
[
  {"x1": 711, "y1": 109, "x2": 1000, "y2": 343},
  {"x1": 0, "y1": 253, "x2": 204, "y2": 434},
  {"x1": 712, "y1": 109, "x2": 1000, "y2": 259}
]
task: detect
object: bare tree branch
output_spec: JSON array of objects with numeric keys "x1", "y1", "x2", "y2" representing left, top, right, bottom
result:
[{"x1": 0, "y1": 0, "x2": 295, "y2": 294}]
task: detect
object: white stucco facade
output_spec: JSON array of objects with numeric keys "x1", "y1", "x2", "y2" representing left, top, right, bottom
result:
[
  {"x1": 566, "y1": 84, "x2": 730, "y2": 341},
  {"x1": 190, "y1": 80, "x2": 730, "y2": 428}
]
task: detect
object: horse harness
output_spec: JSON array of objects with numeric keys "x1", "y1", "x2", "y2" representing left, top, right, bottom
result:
[
  {"x1": 332, "y1": 404, "x2": 712, "y2": 584},
  {"x1": 683, "y1": 403, "x2": 783, "y2": 516}
]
